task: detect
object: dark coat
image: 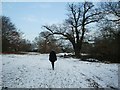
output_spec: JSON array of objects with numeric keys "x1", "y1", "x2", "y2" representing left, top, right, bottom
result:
[{"x1": 49, "y1": 51, "x2": 57, "y2": 62}]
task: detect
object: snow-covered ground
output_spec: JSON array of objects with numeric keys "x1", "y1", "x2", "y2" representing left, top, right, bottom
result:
[{"x1": 2, "y1": 53, "x2": 119, "y2": 88}]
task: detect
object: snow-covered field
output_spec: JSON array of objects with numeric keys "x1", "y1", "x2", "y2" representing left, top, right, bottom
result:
[{"x1": 2, "y1": 53, "x2": 118, "y2": 88}]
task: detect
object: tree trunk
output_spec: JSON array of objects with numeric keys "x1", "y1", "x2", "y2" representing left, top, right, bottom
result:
[
  {"x1": 74, "y1": 48, "x2": 81, "y2": 58},
  {"x1": 73, "y1": 43, "x2": 81, "y2": 58}
]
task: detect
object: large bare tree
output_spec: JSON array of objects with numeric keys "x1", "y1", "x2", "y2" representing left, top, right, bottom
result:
[{"x1": 43, "y1": 2, "x2": 103, "y2": 58}]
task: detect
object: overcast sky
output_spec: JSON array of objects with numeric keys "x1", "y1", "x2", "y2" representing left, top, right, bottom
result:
[{"x1": 2, "y1": 2, "x2": 68, "y2": 41}]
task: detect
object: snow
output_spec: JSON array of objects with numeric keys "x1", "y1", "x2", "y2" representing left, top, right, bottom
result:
[{"x1": 1, "y1": 53, "x2": 119, "y2": 88}]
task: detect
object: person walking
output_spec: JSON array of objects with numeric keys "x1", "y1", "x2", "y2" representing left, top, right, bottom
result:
[{"x1": 49, "y1": 50, "x2": 57, "y2": 70}]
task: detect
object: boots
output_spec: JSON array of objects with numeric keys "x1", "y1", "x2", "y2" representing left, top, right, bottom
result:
[{"x1": 51, "y1": 62, "x2": 54, "y2": 70}]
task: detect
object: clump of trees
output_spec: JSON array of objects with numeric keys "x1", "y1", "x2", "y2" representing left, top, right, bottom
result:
[
  {"x1": 34, "y1": 31, "x2": 62, "y2": 53},
  {"x1": 42, "y1": 1, "x2": 119, "y2": 63},
  {"x1": 90, "y1": 2, "x2": 120, "y2": 63},
  {"x1": 1, "y1": 16, "x2": 32, "y2": 53},
  {"x1": 90, "y1": 22, "x2": 119, "y2": 62}
]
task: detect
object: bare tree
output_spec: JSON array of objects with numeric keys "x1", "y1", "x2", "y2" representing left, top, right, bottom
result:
[
  {"x1": 43, "y1": 2, "x2": 103, "y2": 58},
  {"x1": 35, "y1": 31, "x2": 61, "y2": 53},
  {"x1": 94, "y1": 1, "x2": 120, "y2": 62},
  {"x1": 1, "y1": 16, "x2": 32, "y2": 52},
  {"x1": 101, "y1": 1, "x2": 120, "y2": 24},
  {"x1": 1, "y1": 16, "x2": 21, "y2": 52}
]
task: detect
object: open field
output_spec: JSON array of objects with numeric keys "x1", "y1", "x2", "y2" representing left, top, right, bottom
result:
[{"x1": 2, "y1": 53, "x2": 118, "y2": 88}]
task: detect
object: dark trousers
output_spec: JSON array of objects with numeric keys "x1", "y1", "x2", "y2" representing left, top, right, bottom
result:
[{"x1": 51, "y1": 62, "x2": 54, "y2": 70}]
